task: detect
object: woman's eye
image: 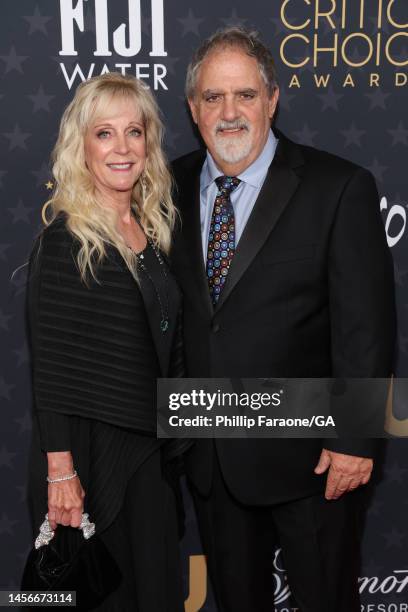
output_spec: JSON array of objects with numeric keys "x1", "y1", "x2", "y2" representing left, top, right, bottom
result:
[
  {"x1": 97, "y1": 130, "x2": 110, "y2": 139},
  {"x1": 129, "y1": 128, "x2": 142, "y2": 136}
]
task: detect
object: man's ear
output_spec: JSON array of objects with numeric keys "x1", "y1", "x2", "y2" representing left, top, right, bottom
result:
[
  {"x1": 268, "y1": 87, "x2": 280, "y2": 120},
  {"x1": 188, "y1": 97, "x2": 198, "y2": 125}
]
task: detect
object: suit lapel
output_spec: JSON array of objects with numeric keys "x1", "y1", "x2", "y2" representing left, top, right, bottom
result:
[
  {"x1": 215, "y1": 135, "x2": 304, "y2": 312},
  {"x1": 177, "y1": 157, "x2": 214, "y2": 317}
]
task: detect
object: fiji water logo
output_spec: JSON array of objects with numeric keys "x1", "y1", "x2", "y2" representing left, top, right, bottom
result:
[{"x1": 58, "y1": 0, "x2": 167, "y2": 89}]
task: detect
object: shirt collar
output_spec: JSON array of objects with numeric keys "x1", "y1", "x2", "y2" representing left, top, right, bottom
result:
[{"x1": 200, "y1": 129, "x2": 278, "y2": 193}]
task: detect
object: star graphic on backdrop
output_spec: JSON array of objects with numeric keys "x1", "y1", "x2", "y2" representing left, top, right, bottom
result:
[
  {"x1": 15, "y1": 411, "x2": 32, "y2": 435},
  {"x1": 366, "y1": 158, "x2": 388, "y2": 183},
  {"x1": 0, "y1": 309, "x2": 13, "y2": 331},
  {"x1": 394, "y1": 262, "x2": 408, "y2": 287},
  {"x1": 3, "y1": 124, "x2": 31, "y2": 151},
  {"x1": 278, "y1": 86, "x2": 296, "y2": 112},
  {"x1": 366, "y1": 498, "x2": 384, "y2": 517},
  {"x1": 316, "y1": 85, "x2": 344, "y2": 111},
  {"x1": 28, "y1": 85, "x2": 55, "y2": 113},
  {"x1": 164, "y1": 56, "x2": 181, "y2": 77},
  {"x1": 0, "y1": 169, "x2": 7, "y2": 187},
  {"x1": 45, "y1": 181, "x2": 54, "y2": 190},
  {"x1": 178, "y1": 9, "x2": 205, "y2": 37},
  {"x1": 31, "y1": 162, "x2": 51, "y2": 187},
  {"x1": 382, "y1": 527, "x2": 405, "y2": 548},
  {"x1": 364, "y1": 88, "x2": 391, "y2": 110},
  {"x1": 220, "y1": 9, "x2": 248, "y2": 27},
  {"x1": 269, "y1": 17, "x2": 288, "y2": 37},
  {"x1": 388, "y1": 121, "x2": 408, "y2": 146},
  {"x1": 23, "y1": 5, "x2": 52, "y2": 35},
  {"x1": 0, "y1": 378, "x2": 15, "y2": 401},
  {"x1": 340, "y1": 122, "x2": 365, "y2": 147},
  {"x1": 293, "y1": 123, "x2": 318, "y2": 146},
  {"x1": 16, "y1": 484, "x2": 27, "y2": 503},
  {"x1": 0, "y1": 446, "x2": 16, "y2": 468},
  {"x1": 0, "y1": 513, "x2": 18, "y2": 536},
  {"x1": 7, "y1": 199, "x2": 33, "y2": 224},
  {"x1": 13, "y1": 342, "x2": 29, "y2": 367},
  {"x1": 0, "y1": 244, "x2": 11, "y2": 261},
  {"x1": 384, "y1": 461, "x2": 408, "y2": 484},
  {"x1": 0, "y1": 46, "x2": 28, "y2": 74},
  {"x1": 398, "y1": 333, "x2": 408, "y2": 354}
]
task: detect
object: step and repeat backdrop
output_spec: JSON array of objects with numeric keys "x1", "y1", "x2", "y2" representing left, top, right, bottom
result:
[{"x1": 0, "y1": 1, "x2": 407, "y2": 610}]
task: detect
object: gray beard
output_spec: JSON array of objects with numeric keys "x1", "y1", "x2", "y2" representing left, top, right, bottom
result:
[{"x1": 212, "y1": 124, "x2": 252, "y2": 165}]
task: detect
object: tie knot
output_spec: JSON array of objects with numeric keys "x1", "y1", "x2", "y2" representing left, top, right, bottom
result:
[{"x1": 215, "y1": 176, "x2": 241, "y2": 195}]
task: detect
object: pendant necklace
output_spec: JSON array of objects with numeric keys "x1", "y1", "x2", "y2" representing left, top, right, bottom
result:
[{"x1": 134, "y1": 240, "x2": 170, "y2": 333}]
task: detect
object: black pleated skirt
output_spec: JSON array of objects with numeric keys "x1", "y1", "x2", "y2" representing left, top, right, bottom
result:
[{"x1": 93, "y1": 450, "x2": 184, "y2": 612}]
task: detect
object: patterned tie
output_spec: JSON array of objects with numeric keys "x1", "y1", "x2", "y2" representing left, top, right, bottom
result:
[{"x1": 206, "y1": 175, "x2": 241, "y2": 305}]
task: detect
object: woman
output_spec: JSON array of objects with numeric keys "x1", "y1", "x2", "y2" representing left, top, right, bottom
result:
[{"x1": 26, "y1": 73, "x2": 189, "y2": 611}]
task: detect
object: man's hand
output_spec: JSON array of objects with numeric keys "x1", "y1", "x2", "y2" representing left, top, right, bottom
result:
[{"x1": 314, "y1": 448, "x2": 373, "y2": 500}]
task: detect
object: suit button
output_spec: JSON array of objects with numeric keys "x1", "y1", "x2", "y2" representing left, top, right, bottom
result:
[{"x1": 212, "y1": 322, "x2": 220, "y2": 333}]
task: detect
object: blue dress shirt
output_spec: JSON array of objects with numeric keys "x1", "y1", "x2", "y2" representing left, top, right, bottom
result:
[{"x1": 199, "y1": 129, "x2": 278, "y2": 261}]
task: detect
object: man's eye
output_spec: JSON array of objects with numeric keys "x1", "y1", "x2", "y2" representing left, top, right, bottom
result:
[
  {"x1": 97, "y1": 130, "x2": 110, "y2": 139},
  {"x1": 240, "y1": 93, "x2": 255, "y2": 100},
  {"x1": 205, "y1": 95, "x2": 220, "y2": 103}
]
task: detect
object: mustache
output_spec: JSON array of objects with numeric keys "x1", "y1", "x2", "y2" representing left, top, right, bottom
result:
[{"x1": 215, "y1": 120, "x2": 250, "y2": 133}]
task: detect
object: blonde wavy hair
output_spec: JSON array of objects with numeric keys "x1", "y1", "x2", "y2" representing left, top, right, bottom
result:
[{"x1": 43, "y1": 72, "x2": 176, "y2": 282}]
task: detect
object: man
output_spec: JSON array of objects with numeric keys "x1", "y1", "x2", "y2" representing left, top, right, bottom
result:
[{"x1": 171, "y1": 27, "x2": 395, "y2": 612}]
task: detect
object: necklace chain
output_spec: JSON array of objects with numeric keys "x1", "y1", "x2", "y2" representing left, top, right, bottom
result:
[{"x1": 134, "y1": 240, "x2": 170, "y2": 333}]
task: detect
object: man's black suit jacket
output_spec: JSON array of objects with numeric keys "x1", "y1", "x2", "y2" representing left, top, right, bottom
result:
[{"x1": 171, "y1": 131, "x2": 396, "y2": 506}]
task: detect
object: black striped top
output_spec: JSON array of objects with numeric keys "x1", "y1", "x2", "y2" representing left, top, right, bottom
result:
[
  {"x1": 27, "y1": 217, "x2": 189, "y2": 532},
  {"x1": 28, "y1": 216, "x2": 181, "y2": 435}
]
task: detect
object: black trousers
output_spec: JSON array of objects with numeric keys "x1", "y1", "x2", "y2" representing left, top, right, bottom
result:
[{"x1": 190, "y1": 448, "x2": 364, "y2": 612}]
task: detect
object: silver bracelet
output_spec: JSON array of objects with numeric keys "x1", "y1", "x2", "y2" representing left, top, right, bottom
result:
[{"x1": 47, "y1": 469, "x2": 77, "y2": 484}]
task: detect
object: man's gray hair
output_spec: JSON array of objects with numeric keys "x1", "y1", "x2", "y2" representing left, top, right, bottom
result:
[{"x1": 185, "y1": 26, "x2": 278, "y2": 99}]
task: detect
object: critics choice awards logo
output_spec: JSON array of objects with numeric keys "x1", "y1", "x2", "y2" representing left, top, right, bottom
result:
[
  {"x1": 278, "y1": 0, "x2": 407, "y2": 89},
  {"x1": 58, "y1": 0, "x2": 167, "y2": 90}
]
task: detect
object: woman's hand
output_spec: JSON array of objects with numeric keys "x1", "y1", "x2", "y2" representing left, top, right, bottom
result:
[{"x1": 47, "y1": 451, "x2": 85, "y2": 530}]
